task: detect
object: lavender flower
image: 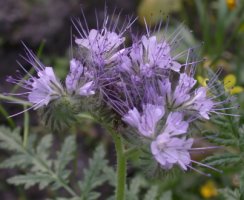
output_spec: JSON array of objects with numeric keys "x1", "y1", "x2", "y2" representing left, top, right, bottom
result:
[
  {"x1": 65, "y1": 59, "x2": 95, "y2": 96},
  {"x1": 7, "y1": 48, "x2": 65, "y2": 112},
  {"x1": 122, "y1": 104, "x2": 164, "y2": 138},
  {"x1": 27, "y1": 67, "x2": 64, "y2": 109},
  {"x1": 150, "y1": 112, "x2": 192, "y2": 170},
  {"x1": 182, "y1": 87, "x2": 214, "y2": 119},
  {"x1": 159, "y1": 73, "x2": 214, "y2": 119},
  {"x1": 163, "y1": 112, "x2": 189, "y2": 135},
  {"x1": 119, "y1": 35, "x2": 181, "y2": 77},
  {"x1": 73, "y1": 9, "x2": 136, "y2": 68},
  {"x1": 172, "y1": 73, "x2": 196, "y2": 106},
  {"x1": 75, "y1": 29, "x2": 125, "y2": 66},
  {"x1": 151, "y1": 133, "x2": 193, "y2": 170}
]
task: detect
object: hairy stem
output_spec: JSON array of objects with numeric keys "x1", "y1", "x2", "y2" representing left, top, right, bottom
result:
[
  {"x1": 23, "y1": 105, "x2": 29, "y2": 147},
  {"x1": 110, "y1": 130, "x2": 127, "y2": 200}
]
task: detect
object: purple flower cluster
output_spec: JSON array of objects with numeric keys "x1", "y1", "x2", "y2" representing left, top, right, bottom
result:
[
  {"x1": 7, "y1": 11, "x2": 230, "y2": 172},
  {"x1": 97, "y1": 21, "x2": 224, "y2": 172}
]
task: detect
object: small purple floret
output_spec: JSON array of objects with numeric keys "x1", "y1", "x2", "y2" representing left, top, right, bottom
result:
[
  {"x1": 65, "y1": 59, "x2": 95, "y2": 96},
  {"x1": 28, "y1": 67, "x2": 63, "y2": 109},
  {"x1": 122, "y1": 104, "x2": 165, "y2": 138},
  {"x1": 151, "y1": 134, "x2": 193, "y2": 170}
]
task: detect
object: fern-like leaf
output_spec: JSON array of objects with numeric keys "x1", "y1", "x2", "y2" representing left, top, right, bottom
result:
[
  {"x1": 78, "y1": 145, "x2": 109, "y2": 200},
  {"x1": 55, "y1": 135, "x2": 76, "y2": 181},
  {"x1": 144, "y1": 185, "x2": 158, "y2": 200},
  {"x1": 0, "y1": 154, "x2": 31, "y2": 169},
  {"x1": 36, "y1": 134, "x2": 53, "y2": 161},
  {"x1": 0, "y1": 126, "x2": 78, "y2": 198},
  {"x1": 8, "y1": 174, "x2": 54, "y2": 190},
  {"x1": 0, "y1": 127, "x2": 23, "y2": 152},
  {"x1": 219, "y1": 188, "x2": 241, "y2": 200},
  {"x1": 101, "y1": 166, "x2": 116, "y2": 187},
  {"x1": 159, "y1": 191, "x2": 172, "y2": 200},
  {"x1": 203, "y1": 153, "x2": 240, "y2": 166},
  {"x1": 126, "y1": 176, "x2": 147, "y2": 200}
]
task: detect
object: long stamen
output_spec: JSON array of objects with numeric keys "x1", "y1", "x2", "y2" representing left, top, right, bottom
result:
[{"x1": 191, "y1": 160, "x2": 223, "y2": 173}]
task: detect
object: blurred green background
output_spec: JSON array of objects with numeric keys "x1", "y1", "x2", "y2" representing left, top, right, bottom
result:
[{"x1": 0, "y1": 0, "x2": 243, "y2": 199}]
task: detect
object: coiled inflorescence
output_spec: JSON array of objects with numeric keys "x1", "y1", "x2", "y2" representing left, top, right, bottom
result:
[{"x1": 6, "y1": 10, "x2": 235, "y2": 173}]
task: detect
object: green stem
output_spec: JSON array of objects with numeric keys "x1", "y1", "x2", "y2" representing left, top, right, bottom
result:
[
  {"x1": 0, "y1": 94, "x2": 32, "y2": 106},
  {"x1": 0, "y1": 104, "x2": 15, "y2": 128},
  {"x1": 77, "y1": 113, "x2": 127, "y2": 200},
  {"x1": 110, "y1": 131, "x2": 127, "y2": 200},
  {"x1": 23, "y1": 105, "x2": 29, "y2": 147}
]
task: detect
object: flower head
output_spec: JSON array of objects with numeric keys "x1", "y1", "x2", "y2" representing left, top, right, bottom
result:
[
  {"x1": 122, "y1": 104, "x2": 164, "y2": 138},
  {"x1": 151, "y1": 133, "x2": 193, "y2": 170},
  {"x1": 224, "y1": 74, "x2": 243, "y2": 94},
  {"x1": 173, "y1": 73, "x2": 196, "y2": 105},
  {"x1": 75, "y1": 29, "x2": 125, "y2": 66},
  {"x1": 184, "y1": 87, "x2": 214, "y2": 119},
  {"x1": 27, "y1": 67, "x2": 64, "y2": 109},
  {"x1": 197, "y1": 75, "x2": 209, "y2": 87},
  {"x1": 226, "y1": 0, "x2": 237, "y2": 10},
  {"x1": 73, "y1": 10, "x2": 134, "y2": 68},
  {"x1": 65, "y1": 59, "x2": 95, "y2": 96},
  {"x1": 200, "y1": 180, "x2": 218, "y2": 198},
  {"x1": 163, "y1": 112, "x2": 189, "y2": 135},
  {"x1": 159, "y1": 73, "x2": 215, "y2": 119},
  {"x1": 120, "y1": 35, "x2": 181, "y2": 77},
  {"x1": 150, "y1": 112, "x2": 193, "y2": 170},
  {"x1": 7, "y1": 47, "x2": 65, "y2": 112},
  {"x1": 198, "y1": 74, "x2": 243, "y2": 95}
]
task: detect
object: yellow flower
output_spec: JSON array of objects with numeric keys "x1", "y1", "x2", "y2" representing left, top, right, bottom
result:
[
  {"x1": 226, "y1": 0, "x2": 237, "y2": 10},
  {"x1": 200, "y1": 180, "x2": 218, "y2": 199},
  {"x1": 198, "y1": 74, "x2": 243, "y2": 95},
  {"x1": 224, "y1": 74, "x2": 243, "y2": 94},
  {"x1": 197, "y1": 76, "x2": 209, "y2": 87}
]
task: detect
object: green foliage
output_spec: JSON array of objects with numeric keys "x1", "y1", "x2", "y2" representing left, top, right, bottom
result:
[
  {"x1": 78, "y1": 145, "x2": 116, "y2": 200},
  {"x1": 203, "y1": 153, "x2": 241, "y2": 167},
  {"x1": 54, "y1": 134, "x2": 76, "y2": 179},
  {"x1": 202, "y1": 114, "x2": 242, "y2": 167},
  {"x1": 8, "y1": 174, "x2": 54, "y2": 190},
  {"x1": 126, "y1": 175, "x2": 147, "y2": 200},
  {"x1": 126, "y1": 175, "x2": 172, "y2": 200},
  {"x1": 0, "y1": 126, "x2": 77, "y2": 196},
  {"x1": 240, "y1": 171, "x2": 244, "y2": 195},
  {"x1": 219, "y1": 188, "x2": 241, "y2": 200},
  {"x1": 144, "y1": 185, "x2": 159, "y2": 200},
  {"x1": 194, "y1": 0, "x2": 244, "y2": 63},
  {"x1": 200, "y1": 70, "x2": 244, "y2": 169},
  {"x1": 0, "y1": 126, "x2": 24, "y2": 152},
  {"x1": 159, "y1": 191, "x2": 173, "y2": 200},
  {"x1": 0, "y1": 126, "x2": 119, "y2": 199}
]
